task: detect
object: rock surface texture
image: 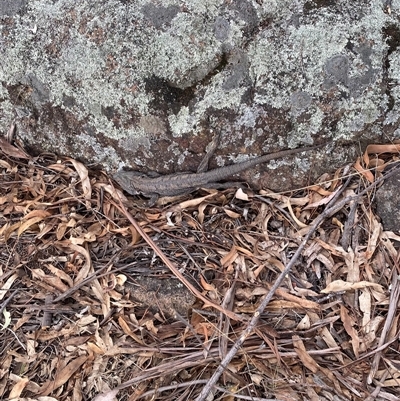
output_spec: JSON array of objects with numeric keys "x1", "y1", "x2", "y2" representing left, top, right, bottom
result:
[
  {"x1": 0, "y1": 0, "x2": 399, "y2": 190},
  {"x1": 376, "y1": 168, "x2": 400, "y2": 232}
]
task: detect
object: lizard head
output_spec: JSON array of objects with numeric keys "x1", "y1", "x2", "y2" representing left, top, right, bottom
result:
[{"x1": 113, "y1": 170, "x2": 146, "y2": 195}]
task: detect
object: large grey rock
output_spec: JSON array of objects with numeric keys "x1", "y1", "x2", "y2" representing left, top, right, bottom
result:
[
  {"x1": 376, "y1": 167, "x2": 400, "y2": 233},
  {"x1": 0, "y1": 0, "x2": 399, "y2": 190}
]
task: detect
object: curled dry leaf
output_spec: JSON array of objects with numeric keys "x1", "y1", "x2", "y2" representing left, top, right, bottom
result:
[
  {"x1": 0, "y1": 136, "x2": 30, "y2": 159},
  {"x1": 364, "y1": 218, "x2": 382, "y2": 260},
  {"x1": 234, "y1": 187, "x2": 249, "y2": 201},
  {"x1": 293, "y1": 335, "x2": 318, "y2": 373},
  {"x1": 8, "y1": 376, "x2": 30, "y2": 399},
  {"x1": 321, "y1": 279, "x2": 384, "y2": 294},
  {"x1": 359, "y1": 289, "x2": 372, "y2": 329},
  {"x1": 304, "y1": 187, "x2": 340, "y2": 209},
  {"x1": 356, "y1": 143, "x2": 400, "y2": 182},
  {"x1": 365, "y1": 143, "x2": 400, "y2": 156},
  {"x1": 1, "y1": 309, "x2": 11, "y2": 330},
  {"x1": 260, "y1": 189, "x2": 310, "y2": 206},
  {"x1": 31, "y1": 269, "x2": 70, "y2": 293},
  {"x1": 0, "y1": 274, "x2": 18, "y2": 300},
  {"x1": 24, "y1": 210, "x2": 51, "y2": 220},
  {"x1": 332, "y1": 217, "x2": 343, "y2": 231},
  {"x1": 220, "y1": 246, "x2": 238, "y2": 268},
  {"x1": 354, "y1": 157, "x2": 375, "y2": 183},
  {"x1": 340, "y1": 305, "x2": 360, "y2": 358},
  {"x1": 39, "y1": 355, "x2": 87, "y2": 396},
  {"x1": 0, "y1": 159, "x2": 12, "y2": 169},
  {"x1": 197, "y1": 201, "x2": 208, "y2": 224},
  {"x1": 266, "y1": 257, "x2": 285, "y2": 273},
  {"x1": 17, "y1": 216, "x2": 47, "y2": 236},
  {"x1": 67, "y1": 158, "x2": 92, "y2": 200},
  {"x1": 46, "y1": 163, "x2": 75, "y2": 175},
  {"x1": 98, "y1": 182, "x2": 129, "y2": 204},
  {"x1": 200, "y1": 275, "x2": 217, "y2": 293},
  {"x1": 55, "y1": 241, "x2": 92, "y2": 285},
  {"x1": 286, "y1": 198, "x2": 308, "y2": 228},
  {"x1": 177, "y1": 193, "x2": 216, "y2": 210},
  {"x1": 224, "y1": 208, "x2": 241, "y2": 219}
]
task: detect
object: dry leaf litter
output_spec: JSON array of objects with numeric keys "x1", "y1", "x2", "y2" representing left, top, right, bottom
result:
[{"x1": 0, "y1": 136, "x2": 400, "y2": 401}]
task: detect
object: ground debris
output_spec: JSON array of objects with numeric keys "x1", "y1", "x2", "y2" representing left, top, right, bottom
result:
[{"x1": 1, "y1": 137, "x2": 400, "y2": 400}]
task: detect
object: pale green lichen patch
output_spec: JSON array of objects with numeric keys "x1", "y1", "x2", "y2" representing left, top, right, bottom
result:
[{"x1": 0, "y1": 0, "x2": 399, "y2": 178}]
